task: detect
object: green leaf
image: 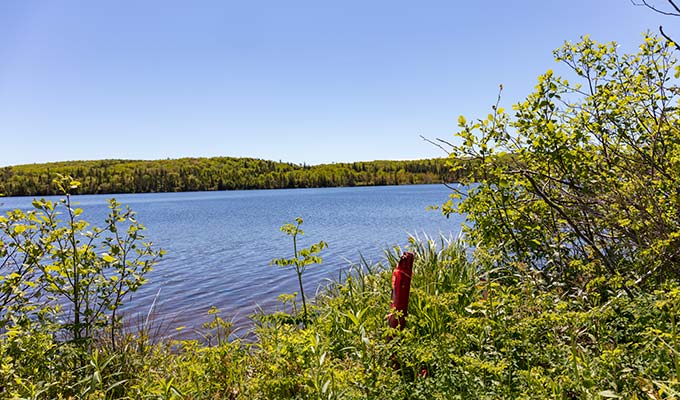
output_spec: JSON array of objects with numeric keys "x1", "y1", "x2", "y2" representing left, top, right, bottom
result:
[{"x1": 597, "y1": 390, "x2": 620, "y2": 398}]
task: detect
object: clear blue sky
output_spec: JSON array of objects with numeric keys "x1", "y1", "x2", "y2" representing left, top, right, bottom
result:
[{"x1": 0, "y1": 1, "x2": 673, "y2": 166}]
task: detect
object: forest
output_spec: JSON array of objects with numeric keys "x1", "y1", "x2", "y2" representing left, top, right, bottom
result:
[{"x1": 0, "y1": 157, "x2": 462, "y2": 196}]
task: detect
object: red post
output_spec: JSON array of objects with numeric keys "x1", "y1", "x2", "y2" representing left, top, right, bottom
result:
[{"x1": 388, "y1": 252, "x2": 414, "y2": 330}]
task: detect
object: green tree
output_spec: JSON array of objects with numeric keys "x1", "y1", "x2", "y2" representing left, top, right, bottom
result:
[
  {"x1": 444, "y1": 34, "x2": 680, "y2": 296},
  {"x1": 0, "y1": 157, "x2": 457, "y2": 197}
]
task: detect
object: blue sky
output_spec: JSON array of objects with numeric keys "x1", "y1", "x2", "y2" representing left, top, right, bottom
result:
[{"x1": 0, "y1": 1, "x2": 673, "y2": 166}]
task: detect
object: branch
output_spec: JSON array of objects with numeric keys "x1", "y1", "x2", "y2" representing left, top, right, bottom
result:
[
  {"x1": 631, "y1": 0, "x2": 680, "y2": 48},
  {"x1": 522, "y1": 171, "x2": 634, "y2": 297},
  {"x1": 632, "y1": 0, "x2": 680, "y2": 16},
  {"x1": 420, "y1": 135, "x2": 451, "y2": 155},
  {"x1": 667, "y1": 0, "x2": 680, "y2": 13},
  {"x1": 660, "y1": 25, "x2": 680, "y2": 50}
]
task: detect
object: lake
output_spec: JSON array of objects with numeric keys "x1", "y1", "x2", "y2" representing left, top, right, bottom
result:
[{"x1": 0, "y1": 184, "x2": 465, "y2": 338}]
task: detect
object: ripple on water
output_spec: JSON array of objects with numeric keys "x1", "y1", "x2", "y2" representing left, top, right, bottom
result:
[{"x1": 0, "y1": 184, "x2": 465, "y2": 338}]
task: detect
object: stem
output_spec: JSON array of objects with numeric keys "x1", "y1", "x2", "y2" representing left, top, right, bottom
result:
[
  {"x1": 297, "y1": 267, "x2": 308, "y2": 322},
  {"x1": 111, "y1": 308, "x2": 117, "y2": 351},
  {"x1": 67, "y1": 194, "x2": 82, "y2": 343},
  {"x1": 672, "y1": 309, "x2": 680, "y2": 380},
  {"x1": 293, "y1": 226, "x2": 308, "y2": 323}
]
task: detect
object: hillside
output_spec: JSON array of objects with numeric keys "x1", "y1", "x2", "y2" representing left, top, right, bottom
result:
[{"x1": 0, "y1": 157, "x2": 464, "y2": 197}]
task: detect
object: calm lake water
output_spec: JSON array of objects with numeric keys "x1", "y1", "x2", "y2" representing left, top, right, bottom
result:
[{"x1": 0, "y1": 184, "x2": 465, "y2": 338}]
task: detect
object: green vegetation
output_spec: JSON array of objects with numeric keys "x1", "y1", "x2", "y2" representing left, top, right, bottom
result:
[
  {"x1": 0, "y1": 157, "x2": 459, "y2": 197},
  {"x1": 0, "y1": 175, "x2": 163, "y2": 347},
  {"x1": 271, "y1": 217, "x2": 327, "y2": 324},
  {"x1": 1, "y1": 34, "x2": 680, "y2": 399},
  {"x1": 2, "y1": 226, "x2": 679, "y2": 398},
  {"x1": 445, "y1": 34, "x2": 680, "y2": 294}
]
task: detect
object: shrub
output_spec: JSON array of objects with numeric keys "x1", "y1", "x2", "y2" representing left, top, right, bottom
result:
[{"x1": 444, "y1": 34, "x2": 680, "y2": 294}]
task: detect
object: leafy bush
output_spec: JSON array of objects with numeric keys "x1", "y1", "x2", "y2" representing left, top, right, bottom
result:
[
  {"x1": 250, "y1": 236, "x2": 680, "y2": 398},
  {"x1": 2, "y1": 229, "x2": 679, "y2": 398},
  {"x1": 0, "y1": 175, "x2": 164, "y2": 347},
  {"x1": 0, "y1": 175, "x2": 164, "y2": 398},
  {"x1": 445, "y1": 34, "x2": 680, "y2": 293}
]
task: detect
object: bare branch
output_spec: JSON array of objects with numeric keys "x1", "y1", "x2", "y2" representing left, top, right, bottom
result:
[
  {"x1": 632, "y1": 0, "x2": 680, "y2": 16},
  {"x1": 660, "y1": 25, "x2": 680, "y2": 50},
  {"x1": 420, "y1": 135, "x2": 451, "y2": 155},
  {"x1": 668, "y1": 0, "x2": 680, "y2": 13}
]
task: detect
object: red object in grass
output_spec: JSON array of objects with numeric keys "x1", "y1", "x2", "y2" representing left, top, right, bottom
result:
[{"x1": 388, "y1": 252, "x2": 414, "y2": 330}]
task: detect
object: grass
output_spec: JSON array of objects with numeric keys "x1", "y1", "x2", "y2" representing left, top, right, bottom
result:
[{"x1": 2, "y1": 235, "x2": 680, "y2": 399}]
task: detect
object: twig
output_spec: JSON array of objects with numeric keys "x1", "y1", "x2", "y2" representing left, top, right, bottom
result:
[
  {"x1": 420, "y1": 135, "x2": 451, "y2": 155},
  {"x1": 631, "y1": 0, "x2": 680, "y2": 16},
  {"x1": 660, "y1": 25, "x2": 680, "y2": 50}
]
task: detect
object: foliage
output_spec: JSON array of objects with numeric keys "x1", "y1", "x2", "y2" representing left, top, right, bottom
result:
[
  {"x1": 0, "y1": 175, "x2": 164, "y2": 349},
  {"x1": 2, "y1": 34, "x2": 680, "y2": 399},
  {"x1": 251, "y1": 237, "x2": 680, "y2": 399},
  {"x1": 271, "y1": 217, "x2": 327, "y2": 323},
  {"x1": 444, "y1": 34, "x2": 680, "y2": 293},
  {"x1": 0, "y1": 157, "x2": 461, "y2": 197},
  {"x1": 2, "y1": 231, "x2": 680, "y2": 398}
]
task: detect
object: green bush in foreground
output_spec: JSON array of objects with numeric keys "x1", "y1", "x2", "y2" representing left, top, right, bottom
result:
[{"x1": 2, "y1": 229, "x2": 679, "y2": 398}]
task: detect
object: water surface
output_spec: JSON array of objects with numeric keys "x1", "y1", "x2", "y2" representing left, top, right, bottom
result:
[{"x1": 0, "y1": 184, "x2": 464, "y2": 337}]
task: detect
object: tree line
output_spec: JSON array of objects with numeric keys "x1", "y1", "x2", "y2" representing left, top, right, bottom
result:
[{"x1": 0, "y1": 157, "x2": 465, "y2": 196}]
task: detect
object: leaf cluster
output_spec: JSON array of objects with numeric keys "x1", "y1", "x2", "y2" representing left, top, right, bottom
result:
[
  {"x1": 0, "y1": 175, "x2": 164, "y2": 348},
  {"x1": 445, "y1": 34, "x2": 680, "y2": 294},
  {"x1": 271, "y1": 217, "x2": 327, "y2": 324}
]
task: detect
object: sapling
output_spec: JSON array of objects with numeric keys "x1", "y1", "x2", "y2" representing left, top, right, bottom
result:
[
  {"x1": 0, "y1": 174, "x2": 164, "y2": 349},
  {"x1": 271, "y1": 217, "x2": 327, "y2": 324}
]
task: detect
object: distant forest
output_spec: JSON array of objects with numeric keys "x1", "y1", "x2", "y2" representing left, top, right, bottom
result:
[{"x1": 0, "y1": 157, "x2": 465, "y2": 197}]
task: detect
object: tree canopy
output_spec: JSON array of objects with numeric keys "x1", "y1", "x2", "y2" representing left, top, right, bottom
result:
[{"x1": 0, "y1": 157, "x2": 461, "y2": 197}]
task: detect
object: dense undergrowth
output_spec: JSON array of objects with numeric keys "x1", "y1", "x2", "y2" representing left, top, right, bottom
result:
[{"x1": 1, "y1": 235, "x2": 679, "y2": 399}]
